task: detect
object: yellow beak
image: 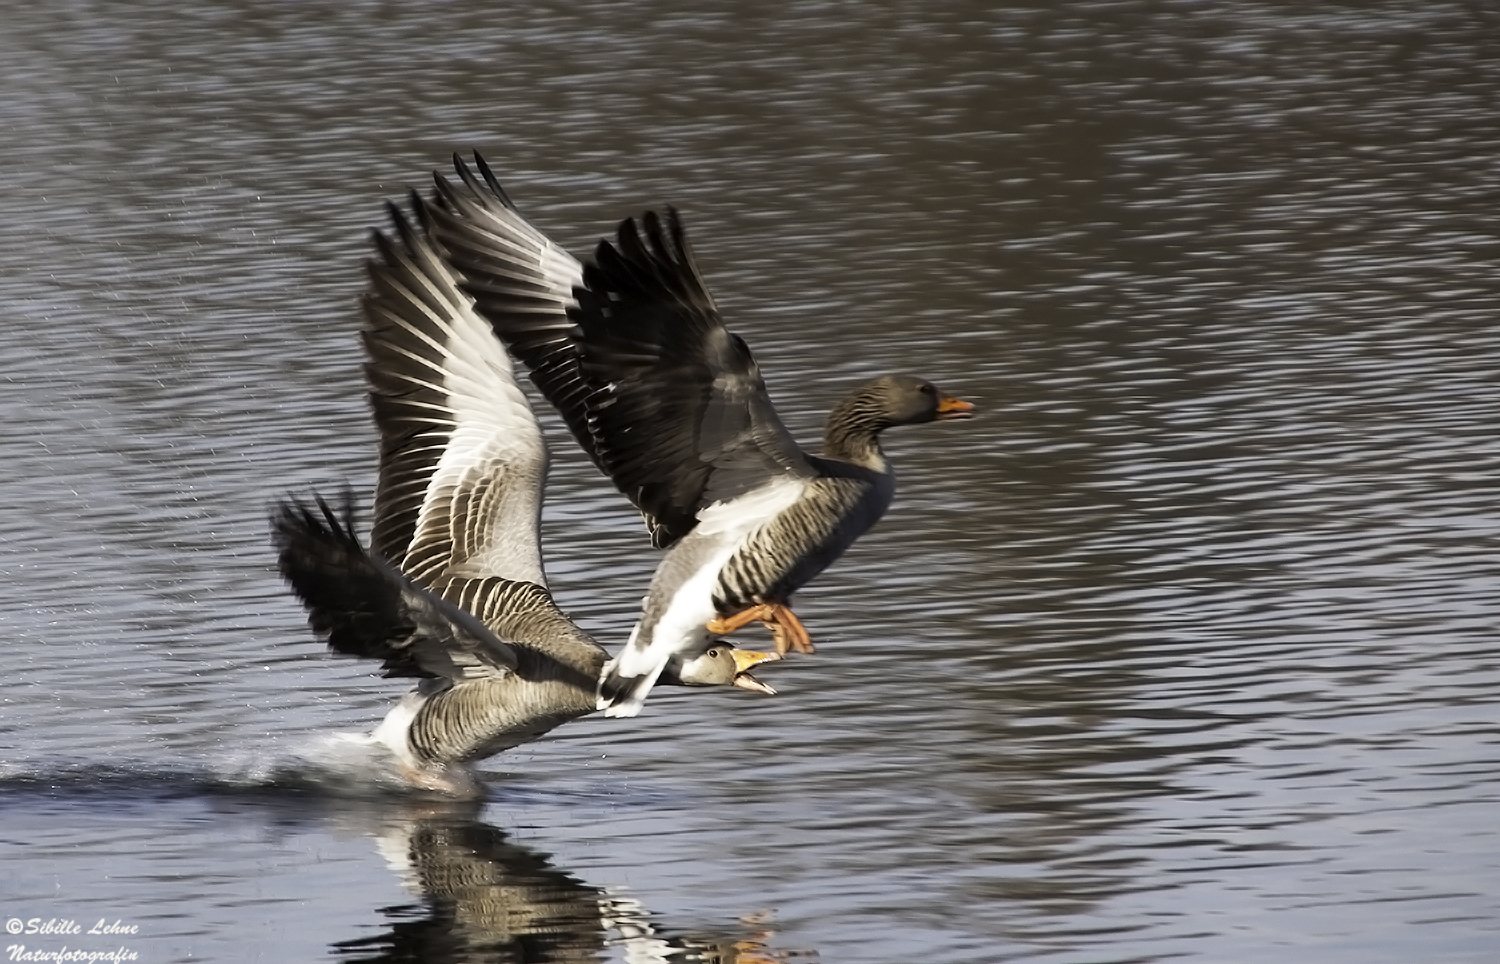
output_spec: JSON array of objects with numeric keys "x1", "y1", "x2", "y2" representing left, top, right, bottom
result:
[{"x1": 730, "y1": 649, "x2": 781, "y2": 695}]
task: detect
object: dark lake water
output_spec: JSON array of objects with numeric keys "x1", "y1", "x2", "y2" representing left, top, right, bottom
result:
[{"x1": 3, "y1": 2, "x2": 1499, "y2": 961}]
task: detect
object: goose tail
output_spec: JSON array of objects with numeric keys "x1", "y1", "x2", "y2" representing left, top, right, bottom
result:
[{"x1": 596, "y1": 657, "x2": 667, "y2": 718}]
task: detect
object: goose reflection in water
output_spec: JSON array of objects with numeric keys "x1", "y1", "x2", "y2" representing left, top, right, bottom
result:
[{"x1": 330, "y1": 800, "x2": 791, "y2": 964}]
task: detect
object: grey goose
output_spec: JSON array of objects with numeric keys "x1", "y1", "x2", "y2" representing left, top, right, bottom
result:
[
  {"x1": 272, "y1": 199, "x2": 778, "y2": 798},
  {"x1": 416, "y1": 154, "x2": 975, "y2": 719}
]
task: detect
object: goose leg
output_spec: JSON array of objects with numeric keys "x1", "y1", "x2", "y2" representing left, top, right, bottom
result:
[
  {"x1": 764, "y1": 604, "x2": 813, "y2": 655},
  {"x1": 707, "y1": 602, "x2": 816, "y2": 655},
  {"x1": 706, "y1": 602, "x2": 774, "y2": 636}
]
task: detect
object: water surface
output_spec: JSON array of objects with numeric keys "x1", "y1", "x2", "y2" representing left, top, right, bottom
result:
[{"x1": 3, "y1": 2, "x2": 1499, "y2": 962}]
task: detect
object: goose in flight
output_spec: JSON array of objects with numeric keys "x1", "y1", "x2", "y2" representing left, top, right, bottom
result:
[
  {"x1": 418, "y1": 154, "x2": 975, "y2": 718},
  {"x1": 272, "y1": 199, "x2": 778, "y2": 798}
]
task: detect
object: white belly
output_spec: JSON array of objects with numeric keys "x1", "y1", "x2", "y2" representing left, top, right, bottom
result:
[{"x1": 609, "y1": 476, "x2": 806, "y2": 681}]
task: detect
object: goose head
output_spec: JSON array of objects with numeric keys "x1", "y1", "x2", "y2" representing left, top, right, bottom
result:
[
  {"x1": 862, "y1": 374, "x2": 976, "y2": 427},
  {"x1": 661, "y1": 644, "x2": 781, "y2": 695}
]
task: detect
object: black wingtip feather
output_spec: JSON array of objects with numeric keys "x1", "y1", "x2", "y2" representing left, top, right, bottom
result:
[
  {"x1": 449, "y1": 151, "x2": 518, "y2": 214},
  {"x1": 581, "y1": 207, "x2": 712, "y2": 316},
  {"x1": 405, "y1": 188, "x2": 434, "y2": 233},
  {"x1": 470, "y1": 151, "x2": 515, "y2": 210},
  {"x1": 272, "y1": 490, "x2": 434, "y2": 679}
]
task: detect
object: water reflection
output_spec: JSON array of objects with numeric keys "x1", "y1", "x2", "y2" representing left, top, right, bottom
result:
[
  {"x1": 333, "y1": 799, "x2": 789, "y2": 963},
  {"x1": 0, "y1": 766, "x2": 795, "y2": 964}
]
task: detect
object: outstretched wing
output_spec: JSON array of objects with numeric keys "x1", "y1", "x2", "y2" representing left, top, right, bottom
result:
[
  {"x1": 572, "y1": 209, "x2": 813, "y2": 547},
  {"x1": 426, "y1": 154, "x2": 813, "y2": 549},
  {"x1": 420, "y1": 155, "x2": 599, "y2": 470},
  {"x1": 362, "y1": 196, "x2": 548, "y2": 590},
  {"x1": 273, "y1": 493, "x2": 517, "y2": 682}
]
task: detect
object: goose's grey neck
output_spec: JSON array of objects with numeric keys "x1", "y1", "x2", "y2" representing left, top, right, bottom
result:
[{"x1": 821, "y1": 387, "x2": 893, "y2": 470}]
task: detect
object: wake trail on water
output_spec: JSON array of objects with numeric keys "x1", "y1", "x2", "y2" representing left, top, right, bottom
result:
[
  {"x1": 213, "y1": 731, "x2": 422, "y2": 796},
  {"x1": 0, "y1": 733, "x2": 424, "y2": 801}
]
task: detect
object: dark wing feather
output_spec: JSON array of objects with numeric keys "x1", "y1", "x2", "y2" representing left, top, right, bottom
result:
[
  {"x1": 421, "y1": 155, "x2": 601, "y2": 470},
  {"x1": 273, "y1": 493, "x2": 518, "y2": 682},
  {"x1": 426, "y1": 155, "x2": 811, "y2": 548},
  {"x1": 571, "y1": 209, "x2": 812, "y2": 547}
]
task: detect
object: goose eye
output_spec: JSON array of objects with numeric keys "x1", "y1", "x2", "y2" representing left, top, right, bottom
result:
[
  {"x1": 707, "y1": 648, "x2": 721, "y2": 658},
  {"x1": 921, "y1": 383, "x2": 935, "y2": 395}
]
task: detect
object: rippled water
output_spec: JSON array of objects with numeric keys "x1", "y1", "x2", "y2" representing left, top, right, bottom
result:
[{"x1": 3, "y1": 2, "x2": 1499, "y2": 962}]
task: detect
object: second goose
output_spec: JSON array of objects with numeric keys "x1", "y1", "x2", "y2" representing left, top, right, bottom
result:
[{"x1": 421, "y1": 155, "x2": 975, "y2": 718}]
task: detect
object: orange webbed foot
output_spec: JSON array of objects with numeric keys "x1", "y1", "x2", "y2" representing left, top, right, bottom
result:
[
  {"x1": 707, "y1": 602, "x2": 815, "y2": 655},
  {"x1": 706, "y1": 602, "x2": 776, "y2": 636}
]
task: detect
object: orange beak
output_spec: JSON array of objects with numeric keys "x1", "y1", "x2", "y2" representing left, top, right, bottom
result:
[{"x1": 936, "y1": 394, "x2": 976, "y2": 420}]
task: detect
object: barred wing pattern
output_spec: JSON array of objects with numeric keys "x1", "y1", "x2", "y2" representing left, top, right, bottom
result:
[
  {"x1": 362, "y1": 200, "x2": 548, "y2": 591},
  {"x1": 422, "y1": 158, "x2": 599, "y2": 471}
]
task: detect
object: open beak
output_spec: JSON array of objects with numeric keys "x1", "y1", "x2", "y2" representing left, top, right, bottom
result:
[
  {"x1": 935, "y1": 394, "x2": 976, "y2": 420},
  {"x1": 731, "y1": 648, "x2": 781, "y2": 695}
]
